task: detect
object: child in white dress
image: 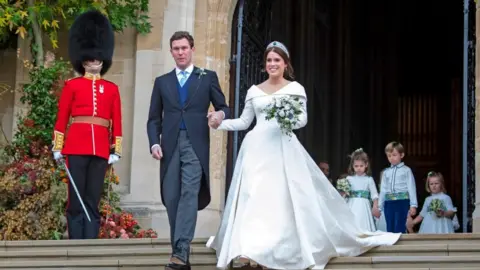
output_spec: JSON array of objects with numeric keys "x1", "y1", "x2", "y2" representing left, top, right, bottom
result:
[
  {"x1": 406, "y1": 171, "x2": 455, "y2": 234},
  {"x1": 345, "y1": 148, "x2": 381, "y2": 232}
]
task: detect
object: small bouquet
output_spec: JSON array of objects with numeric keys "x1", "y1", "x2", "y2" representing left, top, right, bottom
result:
[
  {"x1": 428, "y1": 198, "x2": 446, "y2": 217},
  {"x1": 336, "y1": 178, "x2": 351, "y2": 198},
  {"x1": 262, "y1": 96, "x2": 304, "y2": 137}
]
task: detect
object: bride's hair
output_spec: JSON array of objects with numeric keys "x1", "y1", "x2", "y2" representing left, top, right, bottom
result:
[
  {"x1": 347, "y1": 148, "x2": 372, "y2": 176},
  {"x1": 264, "y1": 47, "x2": 295, "y2": 80}
]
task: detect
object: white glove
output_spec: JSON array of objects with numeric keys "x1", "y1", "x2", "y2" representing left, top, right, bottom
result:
[
  {"x1": 53, "y1": 151, "x2": 63, "y2": 160},
  {"x1": 108, "y1": 154, "x2": 120, "y2": 164}
]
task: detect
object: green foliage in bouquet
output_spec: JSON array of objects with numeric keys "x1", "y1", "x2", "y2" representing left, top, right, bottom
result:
[
  {"x1": 428, "y1": 198, "x2": 446, "y2": 213},
  {"x1": 0, "y1": 56, "x2": 157, "y2": 240}
]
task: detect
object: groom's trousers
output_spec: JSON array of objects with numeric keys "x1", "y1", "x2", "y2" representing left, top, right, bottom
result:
[{"x1": 163, "y1": 130, "x2": 203, "y2": 263}]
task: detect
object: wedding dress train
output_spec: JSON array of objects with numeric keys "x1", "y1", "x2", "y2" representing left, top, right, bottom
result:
[{"x1": 207, "y1": 82, "x2": 401, "y2": 269}]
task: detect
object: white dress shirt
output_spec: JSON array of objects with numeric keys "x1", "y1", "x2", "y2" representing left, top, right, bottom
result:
[
  {"x1": 378, "y1": 162, "x2": 418, "y2": 208},
  {"x1": 176, "y1": 64, "x2": 194, "y2": 82},
  {"x1": 151, "y1": 64, "x2": 224, "y2": 151}
]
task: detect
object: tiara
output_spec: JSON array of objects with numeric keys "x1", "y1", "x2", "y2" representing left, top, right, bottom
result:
[{"x1": 266, "y1": 41, "x2": 290, "y2": 58}]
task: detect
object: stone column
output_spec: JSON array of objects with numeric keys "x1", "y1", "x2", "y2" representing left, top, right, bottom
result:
[
  {"x1": 10, "y1": 37, "x2": 32, "y2": 136},
  {"x1": 0, "y1": 48, "x2": 17, "y2": 143},
  {"x1": 473, "y1": 1, "x2": 480, "y2": 233},
  {"x1": 190, "y1": 0, "x2": 239, "y2": 237}
]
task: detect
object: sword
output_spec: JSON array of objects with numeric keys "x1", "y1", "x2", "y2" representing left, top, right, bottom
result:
[{"x1": 60, "y1": 160, "x2": 92, "y2": 222}]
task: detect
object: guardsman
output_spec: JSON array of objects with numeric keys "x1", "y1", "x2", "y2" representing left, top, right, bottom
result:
[{"x1": 51, "y1": 10, "x2": 122, "y2": 239}]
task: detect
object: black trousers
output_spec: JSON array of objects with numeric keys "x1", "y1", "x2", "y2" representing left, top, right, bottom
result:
[{"x1": 66, "y1": 155, "x2": 108, "y2": 239}]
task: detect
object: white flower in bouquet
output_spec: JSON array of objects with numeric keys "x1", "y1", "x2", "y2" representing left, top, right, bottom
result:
[
  {"x1": 336, "y1": 178, "x2": 351, "y2": 198},
  {"x1": 262, "y1": 96, "x2": 304, "y2": 137}
]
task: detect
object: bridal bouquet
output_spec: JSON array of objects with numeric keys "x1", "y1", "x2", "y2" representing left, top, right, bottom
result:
[
  {"x1": 336, "y1": 178, "x2": 351, "y2": 198},
  {"x1": 262, "y1": 96, "x2": 304, "y2": 137}
]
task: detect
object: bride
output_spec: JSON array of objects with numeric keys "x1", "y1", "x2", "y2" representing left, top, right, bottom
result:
[{"x1": 206, "y1": 41, "x2": 401, "y2": 270}]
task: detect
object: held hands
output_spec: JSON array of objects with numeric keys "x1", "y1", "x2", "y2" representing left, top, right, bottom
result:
[
  {"x1": 406, "y1": 215, "x2": 415, "y2": 233},
  {"x1": 372, "y1": 206, "x2": 381, "y2": 219},
  {"x1": 207, "y1": 110, "x2": 223, "y2": 129},
  {"x1": 151, "y1": 145, "x2": 163, "y2": 160},
  {"x1": 408, "y1": 206, "x2": 417, "y2": 216}
]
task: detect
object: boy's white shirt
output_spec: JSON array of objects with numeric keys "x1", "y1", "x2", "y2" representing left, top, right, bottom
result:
[{"x1": 378, "y1": 162, "x2": 418, "y2": 209}]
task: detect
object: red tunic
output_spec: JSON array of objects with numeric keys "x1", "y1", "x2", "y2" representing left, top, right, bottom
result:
[{"x1": 52, "y1": 73, "x2": 122, "y2": 160}]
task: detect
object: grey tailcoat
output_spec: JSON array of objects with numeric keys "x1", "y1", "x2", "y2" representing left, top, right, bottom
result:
[{"x1": 146, "y1": 67, "x2": 230, "y2": 210}]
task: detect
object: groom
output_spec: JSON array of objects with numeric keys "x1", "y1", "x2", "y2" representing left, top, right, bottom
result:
[{"x1": 147, "y1": 31, "x2": 230, "y2": 269}]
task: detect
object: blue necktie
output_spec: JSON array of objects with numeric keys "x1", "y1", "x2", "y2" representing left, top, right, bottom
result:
[{"x1": 179, "y1": 71, "x2": 188, "y2": 87}]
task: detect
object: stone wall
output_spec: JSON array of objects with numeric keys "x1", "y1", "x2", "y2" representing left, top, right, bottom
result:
[{"x1": 0, "y1": 48, "x2": 17, "y2": 147}]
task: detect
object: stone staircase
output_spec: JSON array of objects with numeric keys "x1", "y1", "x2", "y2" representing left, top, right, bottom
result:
[{"x1": 0, "y1": 234, "x2": 478, "y2": 269}]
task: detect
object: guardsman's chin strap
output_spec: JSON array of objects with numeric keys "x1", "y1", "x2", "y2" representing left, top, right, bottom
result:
[{"x1": 83, "y1": 61, "x2": 103, "y2": 75}]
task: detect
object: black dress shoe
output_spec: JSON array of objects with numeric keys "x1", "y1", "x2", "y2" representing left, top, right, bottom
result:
[{"x1": 165, "y1": 262, "x2": 191, "y2": 270}]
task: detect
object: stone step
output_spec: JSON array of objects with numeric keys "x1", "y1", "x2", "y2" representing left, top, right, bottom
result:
[
  {"x1": 326, "y1": 255, "x2": 480, "y2": 268},
  {"x1": 361, "y1": 243, "x2": 480, "y2": 256},
  {"x1": 1, "y1": 243, "x2": 479, "y2": 261},
  {"x1": 394, "y1": 233, "x2": 480, "y2": 245},
  {"x1": 0, "y1": 238, "x2": 206, "y2": 251},
  {"x1": 0, "y1": 248, "x2": 213, "y2": 261},
  {"x1": 0, "y1": 234, "x2": 478, "y2": 269},
  {"x1": 0, "y1": 258, "x2": 216, "y2": 269},
  {"x1": 2, "y1": 234, "x2": 479, "y2": 251},
  {"x1": 0, "y1": 256, "x2": 478, "y2": 269},
  {"x1": 231, "y1": 256, "x2": 480, "y2": 269},
  {"x1": 323, "y1": 269, "x2": 480, "y2": 270}
]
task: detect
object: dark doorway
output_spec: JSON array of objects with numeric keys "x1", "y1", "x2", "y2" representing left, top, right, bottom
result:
[{"x1": 227, "y1": 0, "x2": 473, "y2": 231}]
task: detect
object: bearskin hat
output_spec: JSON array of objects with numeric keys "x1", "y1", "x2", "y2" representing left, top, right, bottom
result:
[{"x1": 68, "y1": 10, "x2": 114, "y2": 75}]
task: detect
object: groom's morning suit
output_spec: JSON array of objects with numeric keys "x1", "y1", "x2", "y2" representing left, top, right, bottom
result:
[{"x1": 147, "y1": 64, "x2": 230, "y2": 264}]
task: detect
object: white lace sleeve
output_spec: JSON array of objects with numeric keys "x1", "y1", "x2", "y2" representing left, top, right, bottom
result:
[{"x1": 217, "y1": 99, "x2": 255, "y2": 131}]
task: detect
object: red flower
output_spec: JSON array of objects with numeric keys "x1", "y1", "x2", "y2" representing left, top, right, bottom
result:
[{"x1": 23, "y1": 118, "x2": 34, "y2": 127}]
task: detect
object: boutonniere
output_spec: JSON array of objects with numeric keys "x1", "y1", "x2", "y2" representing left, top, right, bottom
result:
[{"x1": 195, "y1": 68, "x2": 207, "y2": 79}]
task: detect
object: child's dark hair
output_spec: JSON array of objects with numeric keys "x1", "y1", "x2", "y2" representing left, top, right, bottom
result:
[{"x1": 348, "y1": 148, "x2": 371, "y2": 176}]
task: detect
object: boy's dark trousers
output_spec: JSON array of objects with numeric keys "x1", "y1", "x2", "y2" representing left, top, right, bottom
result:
[
  {"x1": 384, "y1": 199, "x2": 410, "y2": 233},
  {"x1": 65, "y1": 155, "x2": 108, "y2": 239}
]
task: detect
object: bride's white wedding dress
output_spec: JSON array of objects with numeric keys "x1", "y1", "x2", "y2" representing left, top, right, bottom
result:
[{"x1": 207, "y1": 81, "x2": 401, "y2": 269}]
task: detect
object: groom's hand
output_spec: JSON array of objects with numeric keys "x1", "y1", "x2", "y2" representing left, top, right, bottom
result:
[
  {"x1": 207, "y1": 111, "x2": 223, "y2": 129},
  {"x1": 151, "y1": 145, "x2": 163, "y2": 160}
]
